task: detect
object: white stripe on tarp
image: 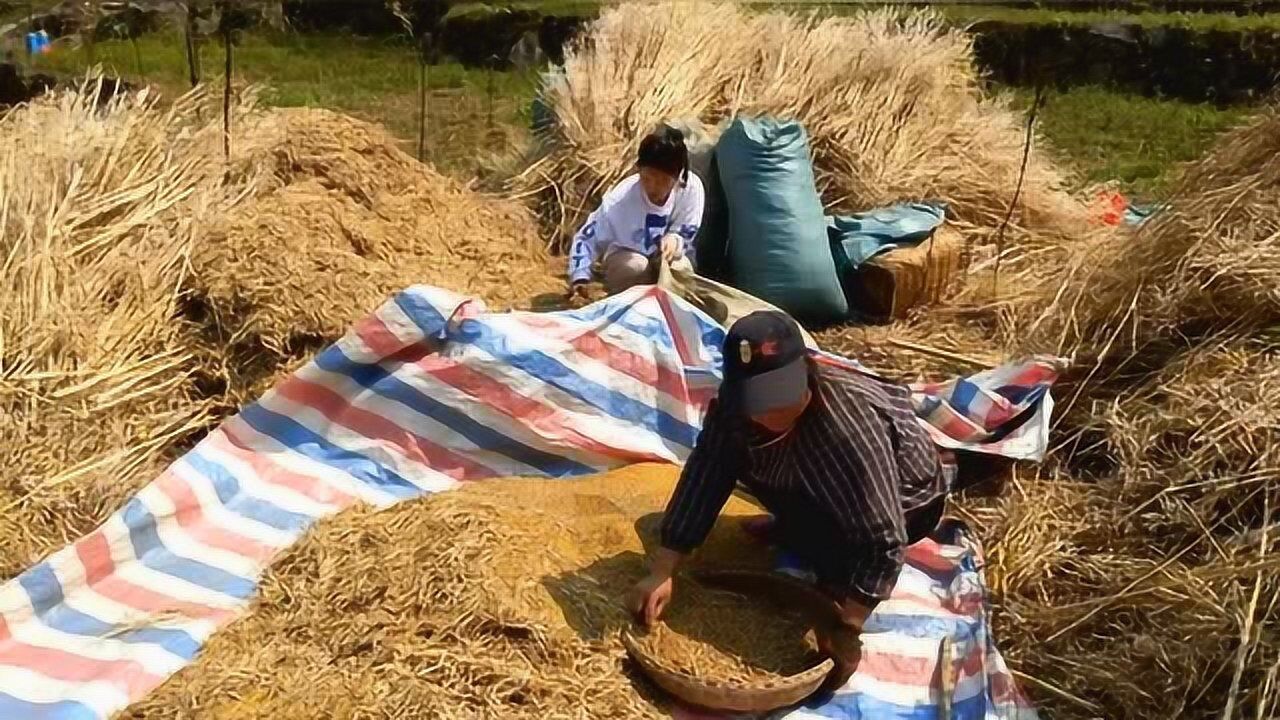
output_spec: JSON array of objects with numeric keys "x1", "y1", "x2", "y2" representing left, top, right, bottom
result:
[
  {"x1": 363, "y1": 355, "x2": 617, "y2": 474},
  {"x1": 132, "y1": 485, "x2": 265, "y2": 582},
  {"x1": 47, "y1": 550, "x2": 218, "y2": 650},
  {"x1": 197, "y1": 439, "x2": 344, "y2": 519},
  {"x1": 455, "y1": 342, "x2": 686, "y2": 464},
  {"x1": 0, "y1": 594, "x2": 187, "y2": 678},
  {"x1": 0, "y1": 665, "x2": 128, "y2": 714},
  {"x1": 484, "y1": 313, "x2": 700, "y2": 426},
  {"x1": 332, "y1": 286, "x2": 464, "y2": 365},
  {"x1": 97, "y1": 515, "x2": 249, "y2": 612}
]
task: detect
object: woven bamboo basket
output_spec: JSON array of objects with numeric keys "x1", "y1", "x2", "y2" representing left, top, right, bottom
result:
[{"x1": 621, "y1": 569, "x2": 845, "y2": 714}]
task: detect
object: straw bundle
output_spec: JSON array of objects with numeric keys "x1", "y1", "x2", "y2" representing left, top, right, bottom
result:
[
  {"x1": 124, "y1": 465, "x2": 777, "y2": 719},
  {"x1": 511, "y1": 1, "x2": 1092, "y2": 253},
  {"x1": 1012, "y1": 104, "x2": 1280, "y2": 360}
]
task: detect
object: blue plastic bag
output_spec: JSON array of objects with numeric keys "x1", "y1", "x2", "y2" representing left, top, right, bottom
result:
[{"x1": 827, "y1": 201, "x2": 948, "y2": 273}]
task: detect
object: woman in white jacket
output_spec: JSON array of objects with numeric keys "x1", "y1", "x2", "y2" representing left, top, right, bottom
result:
[{"x1": 567, "y1": 125, "x2": 705, "y2": 304}]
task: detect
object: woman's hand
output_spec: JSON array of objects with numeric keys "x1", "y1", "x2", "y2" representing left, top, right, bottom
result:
[
  {"x1": 659, "y1": 234, "x2": 683, "y2": 263},
  {"x1": 815, "y1": 620, "x2": 862, "y2": 694},
  {"x1": 628, "y1": 572, "x2": 674, "y2": 626},
  {"x1": 567, "y1": 282, "x2": 590, "y2": 308}
]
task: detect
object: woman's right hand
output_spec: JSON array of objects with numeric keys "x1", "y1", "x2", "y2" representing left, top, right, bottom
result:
[{"x1": 628, "y1": 572, "x2": 674, "y2": 626}]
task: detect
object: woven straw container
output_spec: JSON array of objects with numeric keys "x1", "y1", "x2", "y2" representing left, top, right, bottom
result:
[{"x1": 622, "y1": 569, "x2": 847, "y2": 714}]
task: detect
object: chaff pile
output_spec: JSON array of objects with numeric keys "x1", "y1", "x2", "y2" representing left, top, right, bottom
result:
[
  {"x1": 122, "y1": 466, "x2": 776, "y2": 719},
  {"x1": 511, "y1": 1, "x2": 1093, "y2": 253}
]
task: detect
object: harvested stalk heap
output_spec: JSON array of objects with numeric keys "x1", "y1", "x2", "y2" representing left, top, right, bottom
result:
[
  {"x1": 972, "y1": 104, "x2": 1280, "y2": 718},
  {"x1": 0, "y1": 84, "x2": 558, "y2": 584},
  {"x1": 122, "y1": 465, "x2": 777, "y2": 719},
  {"x1": 512, "y1": 1, "x2": 1093, "y2": 253}
]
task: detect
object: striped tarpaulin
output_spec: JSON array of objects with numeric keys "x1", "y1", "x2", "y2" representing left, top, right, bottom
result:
[{"x1": 0, "y1": 284, "x2": 1048, "y2": 720}]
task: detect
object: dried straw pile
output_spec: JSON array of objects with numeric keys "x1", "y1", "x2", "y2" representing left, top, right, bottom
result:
[
  {"x1": 123, "y1": 465, "x2": 777, "y2": 719},
  {"x1": 511, "y1": 1, "x2": 1092, "y2": 252},
  {"x1": 1, "y1": 84, "x2": 556, "y2": 582},
  {"x1": 190, "y1": 108, "x2": 561, "y2": 396},
  {"x1": 966, "y1": 105, "x2": 1280, "y2": 718},
  {"x1": 0, "y1": 84, "x2": 273, "y2": 580}
]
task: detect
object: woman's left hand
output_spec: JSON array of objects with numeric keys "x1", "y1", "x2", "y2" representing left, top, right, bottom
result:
[
  {"x1": 815, "y1": 620, "x2": 861, "y2": 694},
  {"x1": 659, "y1": 234, "x2": 683, "y2": 263}
]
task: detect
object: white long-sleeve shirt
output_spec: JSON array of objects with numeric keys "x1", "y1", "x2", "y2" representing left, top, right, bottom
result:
[{"x1": 567, "y1": 173, "x2": 705, "y2": 284}]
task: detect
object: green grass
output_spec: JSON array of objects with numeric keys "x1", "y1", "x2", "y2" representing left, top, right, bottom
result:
[
  {"x1": 935, "y1": 5, "x2": 1280, "y2": 31},
  {"x1": 1014, "y1": 86, "x2": 1250, "y2": 198},
  {"x1": 27, "y1": 30, "x2": 539, "y2": 176}
]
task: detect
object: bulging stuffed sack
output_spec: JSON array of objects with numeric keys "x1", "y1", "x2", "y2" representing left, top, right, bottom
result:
[{"x1": 716, "y1": 117, "x2": 848, "y2": 325}]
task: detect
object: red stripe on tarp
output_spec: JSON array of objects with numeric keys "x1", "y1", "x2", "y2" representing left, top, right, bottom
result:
[
  {"x1": 75, "y1": 532, "x2": 234, "y2": 623},
  {"x1": 0, "y1": 641, "x2": 161, "y2": 697},
  {"x1": 351, "y1": 313, "x2": 415, "y2": 358},
  {"x1": 76, "y1": 533, "x2": 115, "y2": 586},
  {"x1": 857, "y1": 640, "x2": 987, "y2": 686},
  {"x1": 152, "y1": 471, "x2": 279, "y2": 561},
  {"x1": 414, "y1": 356, "x2": 672, "y2": 466},
  {"x1": 652, "y1": 288, "x2": 697, "y2": 369},
  {"x1": 274, "y1": 375, "x2": 499, "y2": 482},
  {"x1": 216, "y1": 427, "x2": 358, "y2": 508}
]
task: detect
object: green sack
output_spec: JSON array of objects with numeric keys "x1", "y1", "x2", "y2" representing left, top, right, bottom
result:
[{"x1": 716, "y1": 117, "x2": 848, "y2": 325}]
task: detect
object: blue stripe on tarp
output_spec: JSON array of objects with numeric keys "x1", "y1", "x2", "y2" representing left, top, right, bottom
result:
[
  {"x1": 15, "y1": 563, "x2": 61, "y2": 616},
  {"x1": 121, "y1": 499, "x2": 257, "y2": 600},
  {"x1": 864, "y1": 612, "x2": 981, "y2": 641},
  {"x1": 17, "y1": 565, "x2": 200, "y2": 660},
  {"x1": 947, "y1": 379, "x2": 979, "y2": 416},
  {"x1": 311, "y1": 344, "x2": 592, "y2": 478},
  {"x1": 802, "y1": 682, "x2": 991, "y2": 719},
  {"x1": 236, "y1": 403, "x2": 422, "y2": 500},
  {"x1": 995, "y1": 382, "x2": 1046, "y2": 406},
  {"x1": 394, "y1": 292, "x2": 700, "y2": 449},
  {"x1": 387, "y1": 288, "x2": 452, "y2": 340},
  {"x1": 0, "y1": 693, "x2": 98, "y2": 720},
  {"x1": 183, "y1": 451, "x2": 314, "y2": 533},
  {"x1": 562, "y1": 293, "x2": 677, "y2": 347}
]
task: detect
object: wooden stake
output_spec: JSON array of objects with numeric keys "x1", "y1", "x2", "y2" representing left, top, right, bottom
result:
[
  {"x1": 184, "y1": 2, "x2": 201, "y2": 88},
  {"x1": 221, "y1": 1, "x2": 232, "y2": 161}
]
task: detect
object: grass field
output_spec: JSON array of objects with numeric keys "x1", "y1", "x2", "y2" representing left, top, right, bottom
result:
[
  {"x1": 1013, "y1": 86, "x2": 1250, "y2": 196},
  {"x1": 27, "y1": 30, "x2": 538, "y2": 176},
  {"x1": 18, "y1": 25, "x2": 1253, "y2": 197},
  {"x1": 933, "y1": 4, "x2": 1280, "y2": 30}
]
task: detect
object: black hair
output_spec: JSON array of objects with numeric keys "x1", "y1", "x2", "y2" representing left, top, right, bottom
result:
[{"x1": 637, "y1": 124, "x2": 689, "y2": 185}]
